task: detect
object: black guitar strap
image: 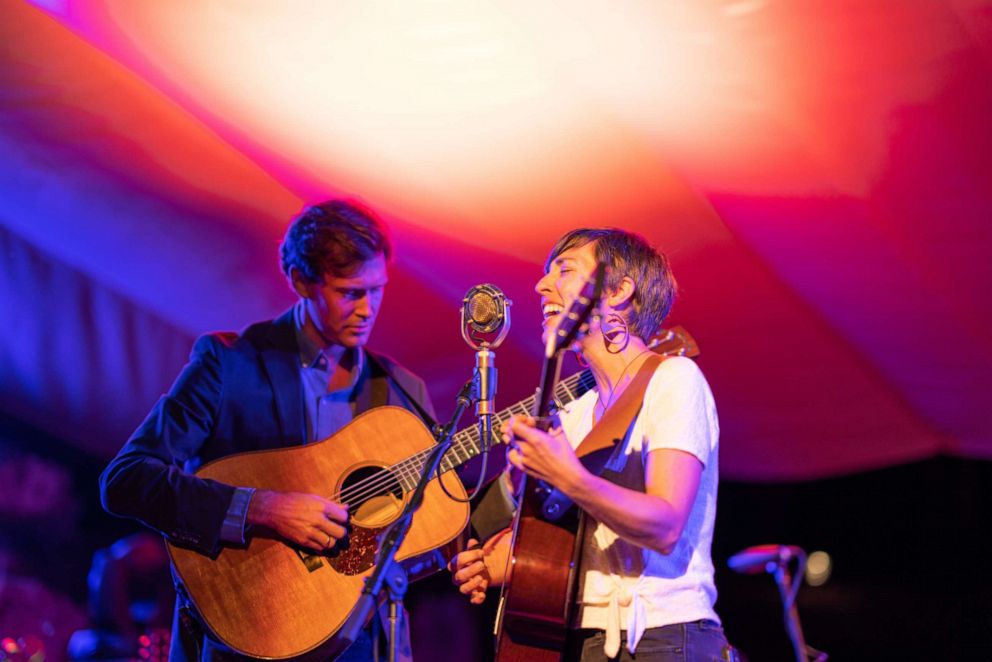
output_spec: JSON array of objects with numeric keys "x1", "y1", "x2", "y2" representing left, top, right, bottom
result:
[
  {"x1": 353, "y1": 352, "x2": 390, "y2": 413},
  {"x1": 364, "y1": 352, "x2": 437, "y2": 428}
]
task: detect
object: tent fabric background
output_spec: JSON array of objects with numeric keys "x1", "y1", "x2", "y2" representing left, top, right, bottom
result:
[
  {"x1": 2, "y1": 0, "x2": 990, "y2": 484},
  {"x1": 2, "y1": 3, "x2": 991, "y2": 661}
]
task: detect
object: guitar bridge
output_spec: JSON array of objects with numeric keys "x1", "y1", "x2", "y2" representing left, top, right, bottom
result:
[{"x1": 295, "y1": 549, "x2": 325, "y2": 573}]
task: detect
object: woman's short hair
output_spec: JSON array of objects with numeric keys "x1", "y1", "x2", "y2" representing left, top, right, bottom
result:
[
  {"x1": 280, "y1": 199, "x2": 392, "y2": 282},
  {"x1": 545, "y1": 228, "x2": 677, "y2": 341}
]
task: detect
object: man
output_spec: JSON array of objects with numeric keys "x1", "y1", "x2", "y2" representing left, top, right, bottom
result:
[
  {"x1": 450, "y1": 228, "x2": 732, "y2": 661},
  {"x1": 100, "y1": 200, "x2": 435, "y2": 661}
]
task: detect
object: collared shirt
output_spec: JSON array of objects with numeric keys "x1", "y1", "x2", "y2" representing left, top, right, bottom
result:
[
  {"x1": 220, "y1": 303, "x2": 364, "y2": 544},
  {"x1": 294, "y1": 303, "x2": 365, "y2": 443}
]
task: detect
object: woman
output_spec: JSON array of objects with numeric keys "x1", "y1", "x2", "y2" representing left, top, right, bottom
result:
[{"x1": 450, "y1": 228, "x2": 731, "y2": 661}]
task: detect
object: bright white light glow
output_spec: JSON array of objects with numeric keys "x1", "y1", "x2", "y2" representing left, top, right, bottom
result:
[{"x1": 68, "y1": 0, "x2": 786, "y2": 255}]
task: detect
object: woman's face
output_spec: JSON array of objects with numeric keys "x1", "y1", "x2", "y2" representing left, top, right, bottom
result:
[{"x1": 534, "y1": 241, "x2": 601, "y2": 349}]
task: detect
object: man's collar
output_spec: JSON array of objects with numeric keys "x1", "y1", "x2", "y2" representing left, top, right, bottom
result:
[
  {"x1": 294, "y1": 303, "x2": 323, "y2": 368},
  {"x1": 293, "y1": 302, "x2": 365, "y2": 377}
]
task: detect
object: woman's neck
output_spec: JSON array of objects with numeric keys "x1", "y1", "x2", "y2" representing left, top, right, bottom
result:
[{"x1": 582, "y1": 335, "x2": 652, "y2": 409}]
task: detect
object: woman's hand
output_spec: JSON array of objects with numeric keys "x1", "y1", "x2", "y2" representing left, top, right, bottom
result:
[
  {"x1": 448, "y1": 530, "x2": 511, "y2": 604},
  {"x1": 503, "y1": 415, "x2": 588, "y2": 496}
]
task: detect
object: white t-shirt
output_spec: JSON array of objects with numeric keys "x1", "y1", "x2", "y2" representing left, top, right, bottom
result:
[{"x1": 558, "y1": 356, "x2": 720, "y2": 656}]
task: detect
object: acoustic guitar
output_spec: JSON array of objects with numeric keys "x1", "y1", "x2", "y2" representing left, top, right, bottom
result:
[{"x1": 168, "y1": 326, "x2": 695, "y2": 659}]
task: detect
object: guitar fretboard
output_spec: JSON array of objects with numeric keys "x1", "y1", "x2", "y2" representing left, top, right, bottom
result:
[
  {"x1": 391, "y1": 368, "x2": 597, "y2": 492},
  {"x1": 381, "y1": 325, "x2": 693, "y2": 494}
]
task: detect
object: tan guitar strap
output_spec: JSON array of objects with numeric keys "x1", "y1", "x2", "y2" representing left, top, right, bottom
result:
[
  {"x1": 534, "y1": 354, "x2": 665, "y2": 523},
  {"x1": 573, "y1": 353, "x2": 665, "y2": 459}
]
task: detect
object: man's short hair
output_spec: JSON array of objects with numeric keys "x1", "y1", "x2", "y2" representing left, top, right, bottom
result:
[
  {"x1": 545, "y1": 228, "x2": 677, "y2": 341},
  {"x1": 280, "y1": 199, "x2": 392, "y2": 282}
]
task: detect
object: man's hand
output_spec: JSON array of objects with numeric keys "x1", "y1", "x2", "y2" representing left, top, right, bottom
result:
[
  {"x1": 448, "y1": 530, "x2": 511, "y2": 604},
  {"x1": 247, "y1": 489, "x2": 349, "y2": 552}
]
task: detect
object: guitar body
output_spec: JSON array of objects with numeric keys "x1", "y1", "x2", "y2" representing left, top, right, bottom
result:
[
  {"x1": 495, "y1": 484, "x2": 584, "y2": 661},
  {"x1": 167, "y1": 406, "x2": 469, "y2": 659}
]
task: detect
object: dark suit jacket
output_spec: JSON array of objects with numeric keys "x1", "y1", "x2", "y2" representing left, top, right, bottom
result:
[{"x1": 99, "y1": 310, "x2": 435, "y2": 659}]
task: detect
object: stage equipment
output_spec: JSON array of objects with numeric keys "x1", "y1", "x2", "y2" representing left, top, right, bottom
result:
[
  {"x1": 729, "y1": 544, "x2": 828, "y2": 662},
  {"x1": 461, "y1": 283, "x2": 511, "y2": 452}
]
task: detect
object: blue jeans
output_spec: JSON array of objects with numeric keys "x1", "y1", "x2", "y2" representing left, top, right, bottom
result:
[{"x1": 567, "y1": 620, "x2": 734, "y2": 662}]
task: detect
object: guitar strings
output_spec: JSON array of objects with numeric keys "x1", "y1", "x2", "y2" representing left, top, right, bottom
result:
[
  {"x1": 325, "y1": 377, "x2": 586, "y2": 510},
  {"x1": 331, "y1": 412, "x2": 499, "y2": 509},
  {"x1": 330, "y1": 393, "x2": 555, "y2": 508},
  {"x1": 334, "y1": 442, "x2": 458, "y2": 507},
  {"x1": 327, "y1": 405, "x2": 523, "y2": 509},
  {"x1": 333, "y1": 431, "x2": 478, "y2": 507},
  {"x1": 330, "y1": 400, "x2": 530, "y2": 507},
  {"x1": 325, "y1": 342, "x2": 673, "y2": 509},
  {"x1": 331, "y1": 393, "x2": 557, "y2": 508},
  {"x1": 329, "y1": 408, "x2": 504, "y2": 509}
]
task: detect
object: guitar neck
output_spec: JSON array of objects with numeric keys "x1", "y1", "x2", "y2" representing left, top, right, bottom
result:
[
  {"x1": 433, "y1": 324, "x2": 697, "y2": 477},
  {"x1": 436, "y1": 368, "x2": 596, "y2": 474}
]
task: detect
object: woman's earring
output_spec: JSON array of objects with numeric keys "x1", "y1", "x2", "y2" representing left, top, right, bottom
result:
[{"x1": 602, "y1": 313, "x2": 630, "y2": 354}]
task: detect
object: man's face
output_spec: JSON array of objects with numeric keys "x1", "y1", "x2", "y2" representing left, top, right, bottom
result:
[
  {"x1": 534, "y1": 241, "x2": 599, "y2": 346},
  {"x1": 297, "y1": 253, "x2": 388, "y2": 349}
]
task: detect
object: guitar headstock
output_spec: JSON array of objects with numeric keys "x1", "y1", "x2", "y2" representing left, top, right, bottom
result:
[
  {"x1": 648, "y1": 325, "x2": 700, "y2": 359},
  {"x1": 543, "y1": 262, "x2": 607, "y2": 359}
]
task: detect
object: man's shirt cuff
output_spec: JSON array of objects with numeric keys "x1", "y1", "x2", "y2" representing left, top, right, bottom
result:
[{"x1": 220, "y1": 487, "x2": 256, "y2": 545}]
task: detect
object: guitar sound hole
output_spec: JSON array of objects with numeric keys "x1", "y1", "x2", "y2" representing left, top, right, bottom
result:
[{"x1": 341, "y1": 465, "x2": 405, "y2": 527}]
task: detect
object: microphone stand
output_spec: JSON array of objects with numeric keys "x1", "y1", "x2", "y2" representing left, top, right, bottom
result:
[
  {"x1": 337, "y1": 379, "x2": 474, "y2": 662},
  {"x1": 474, "y1": 347, "x2": 496, "y2": 454},
  {"x1": 772, "y1": 552, "x2": 827, "y2": 662},
  {"x1": 772, "y1": 557, "x2": 809, "y2": 662}
]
